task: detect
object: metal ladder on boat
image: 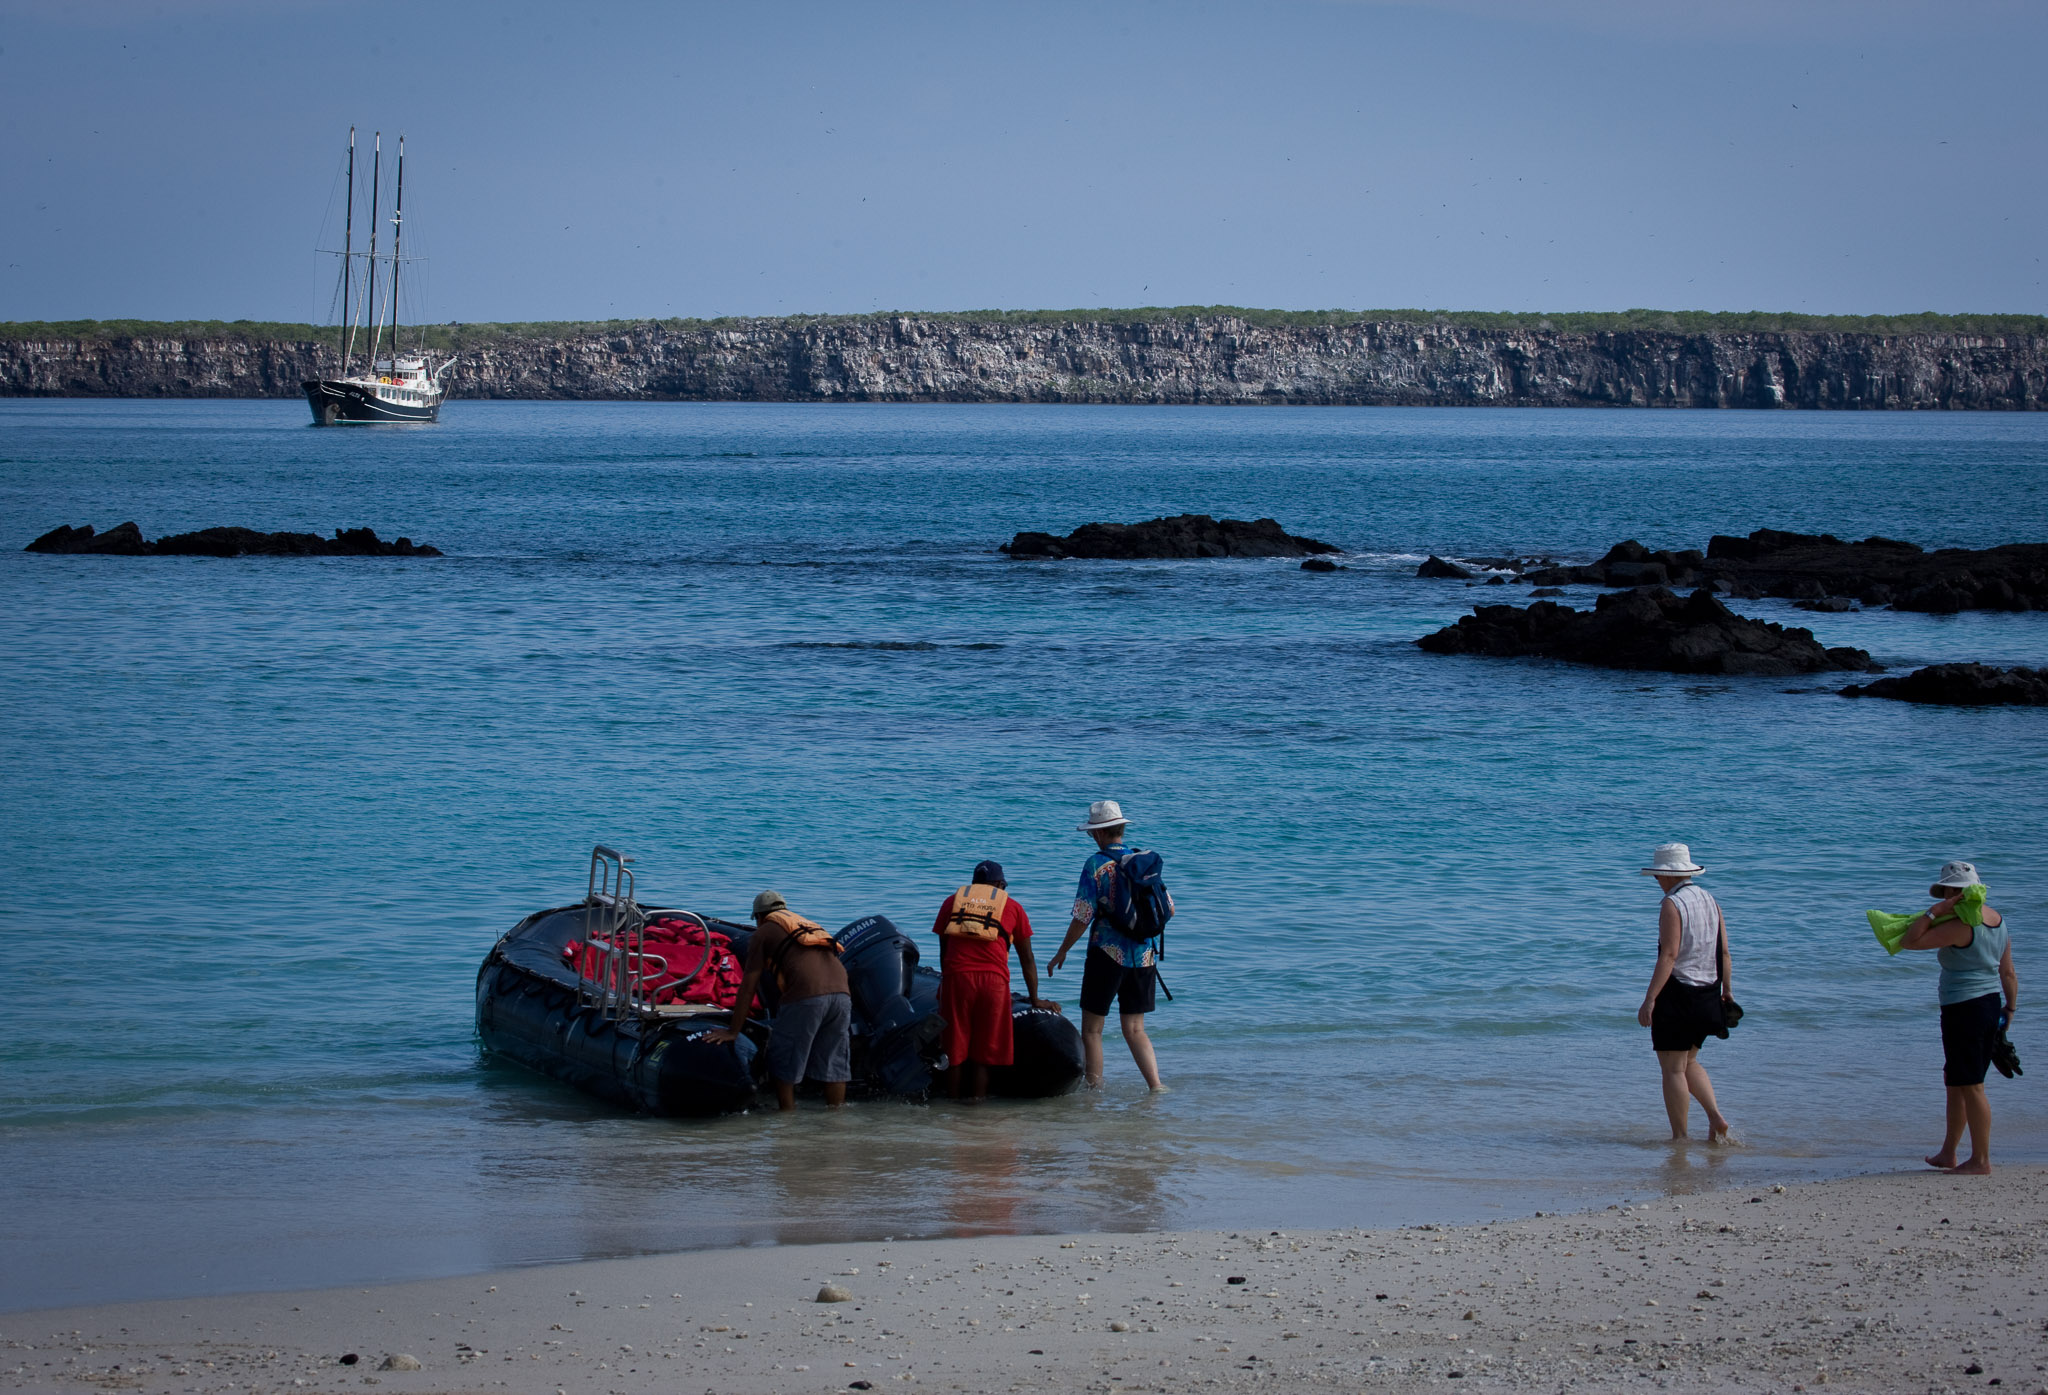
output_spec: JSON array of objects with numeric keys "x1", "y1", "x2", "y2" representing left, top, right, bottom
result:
[{"x1": 575, "y1": 846, "x2": 719, "y2": 1021}]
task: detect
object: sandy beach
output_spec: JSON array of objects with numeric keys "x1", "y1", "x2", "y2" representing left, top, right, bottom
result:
[{"x1": 5, "y1": 1165, "x2": 2040, "y2": 1395}]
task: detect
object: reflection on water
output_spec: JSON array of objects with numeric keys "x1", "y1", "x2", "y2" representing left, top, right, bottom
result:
[{"x1": 1654, "y1": 1142, "x2": 1740, "y2": 1192}]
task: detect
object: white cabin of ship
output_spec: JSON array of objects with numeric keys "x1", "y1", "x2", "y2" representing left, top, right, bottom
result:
[{"x1": 359, "y1": 356, "x2": 442, "y2": 404}]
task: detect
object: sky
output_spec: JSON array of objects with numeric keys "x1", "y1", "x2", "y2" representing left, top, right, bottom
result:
[{"x1": 1, "y1": 0, "x2": 2044, "y2": 324}]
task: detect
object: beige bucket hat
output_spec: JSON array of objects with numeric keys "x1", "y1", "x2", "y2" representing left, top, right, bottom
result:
[
  {"x1": 1640, "y1": 843, "x2": 1705, "y2": 877},
  {"x1": 1076, "y1": 799, "x2": 1130, "y2": 832}
]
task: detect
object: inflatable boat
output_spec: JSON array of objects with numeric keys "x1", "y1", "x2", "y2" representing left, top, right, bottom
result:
[{"x1": 475, "y1": 848, "x2": 1084, "y2": 1115}]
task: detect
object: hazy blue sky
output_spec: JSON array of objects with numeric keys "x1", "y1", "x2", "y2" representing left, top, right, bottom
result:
[{"x1": 2, "y1": 0, "x2": 2043, "y2": 323}]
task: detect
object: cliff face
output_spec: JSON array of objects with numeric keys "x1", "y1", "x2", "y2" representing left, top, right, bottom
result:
[{"x1": 3, "y1": 317, "x2": 2044, "y2": 408}]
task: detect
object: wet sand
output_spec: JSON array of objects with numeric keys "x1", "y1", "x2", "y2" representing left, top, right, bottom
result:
[{"x1": 4, "y1": 1166, "x2": 2041, "y2": 1394}]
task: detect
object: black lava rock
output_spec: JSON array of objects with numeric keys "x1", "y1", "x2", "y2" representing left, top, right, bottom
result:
[
  {"x1": 24, "y1": 521, "x2": 152, "y2": 554},
  {"x1": 1416, "y1": 555, "x2": 1474, "y2": 579},
  {"x1": 1521, "y1": 539, "x2": 1707, "y2": 590},
  {"x1": 26, "y1": 522, "x2": 442, "y2": 558},
  {"x1": 1001, "y1": 514, "x2": 1339, "y2": 560},
  {"x1": 1300, "y1": 557, "x2": 1339, "y2": 572},
  {"x1": 1416, "y1": 586, "x2": 1878, "y2": 677},
  {"x1": 1704, "y1": 528, "x2": 2048, "y2": 613},
  {"x1": 1841, "y1": 663, "x2": 2048, "y2": 706},
  {"x1": 1003, "y1": 512, "x2": 1343, "y2": 561},
  {"x1": 1518, "y1": 528, "x2": 2048, "y2": 613}
]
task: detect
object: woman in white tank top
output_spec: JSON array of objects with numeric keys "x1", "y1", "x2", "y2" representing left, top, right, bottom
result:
[{"x1": 1636, "y1": 843, "x2": 1734, "y2": 1143}]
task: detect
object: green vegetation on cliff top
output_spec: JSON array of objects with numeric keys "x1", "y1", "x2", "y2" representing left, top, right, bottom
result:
[{"x1": 3, "y1": 308, "x2": 2044, "y2": 345}]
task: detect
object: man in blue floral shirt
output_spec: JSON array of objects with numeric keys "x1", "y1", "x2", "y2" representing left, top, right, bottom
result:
[{"x1": 1047, "y1": 799, "x2": 1167, "y2": 1090}]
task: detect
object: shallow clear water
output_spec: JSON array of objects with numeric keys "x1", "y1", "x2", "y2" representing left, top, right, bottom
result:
[{"x1": 2, "y1": 400, "x2": 2044, "y2": 1312}]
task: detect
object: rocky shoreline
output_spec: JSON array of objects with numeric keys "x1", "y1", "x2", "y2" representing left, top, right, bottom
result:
[{"x1": 4, "y1": 315, "x2": 2046, "y2": 407}]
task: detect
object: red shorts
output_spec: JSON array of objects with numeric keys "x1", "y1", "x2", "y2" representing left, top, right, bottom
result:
[{"x1": 940, "y1": 969, "x2": 1014, "y2": 1067}]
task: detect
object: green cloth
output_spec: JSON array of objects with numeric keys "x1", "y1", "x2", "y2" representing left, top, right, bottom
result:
[{"x1": 1868, "y1": 883, "x2": 1987, "y2": 955}]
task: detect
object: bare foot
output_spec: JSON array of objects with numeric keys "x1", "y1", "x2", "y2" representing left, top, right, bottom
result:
[
  {"x1": 1925, "y1": 1151, "x2": 1960, "y2": 1169},
  {"x1": 1707, "y1": 1120, "x2": 1734, "y2": 1145},
  {"x1": 1947, "y1": 1157, "x2": 1991, "y2": 1175}
]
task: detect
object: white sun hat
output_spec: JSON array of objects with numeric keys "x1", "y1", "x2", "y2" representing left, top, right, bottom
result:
[
  {"x1": 1640, "y1": 843, "x2": 1706, "y2": 877},
  {"x1": 1933, "y1": 860, "x2": 1982, "y2": 888},
  {"x1": 1076, "y1": 799, "x2": 1131, "y2": 832}
]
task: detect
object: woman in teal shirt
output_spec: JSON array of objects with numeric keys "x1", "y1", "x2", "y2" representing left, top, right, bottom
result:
[{"x1": 1899, "y1": 860, "x2": 2018, "y2": 1175}]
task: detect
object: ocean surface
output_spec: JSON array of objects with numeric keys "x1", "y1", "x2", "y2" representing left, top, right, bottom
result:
[{"x1": 2, "y1": 399, "x2": 2044, "y2": 1314}]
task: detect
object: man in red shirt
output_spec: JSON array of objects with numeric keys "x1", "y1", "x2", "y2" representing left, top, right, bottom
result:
[{"x1": 929, "y1": 858, "x2": 1053, "y2": 1100}]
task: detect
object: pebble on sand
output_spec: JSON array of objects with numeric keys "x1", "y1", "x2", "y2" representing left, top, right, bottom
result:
[
  {"x1": 817, "y1": 1284, "x2": 852, "y2": 1303},
  {"x1": 378, "y1": 1353, "x2": 421, "y2": 1371}
]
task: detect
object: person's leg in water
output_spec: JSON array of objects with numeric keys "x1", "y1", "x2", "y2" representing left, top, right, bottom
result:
[
  {"x1": 1932, "y1": 1084, "x2": 1991, "y2": 1173},
  {"x1": 1656, "y1": 1049, "x2": 1694, "y2": 1138},
  {"x1": 1080, "y1": 1010, "x2": 1107, "y2": 1087},
  {"x1": 944, "y1": 1059, "x2": 992, "y2": 1101},
  {"x1": 1121, "y1": 1012, "x2": 1164, "y2": 1090},
  {"x1": 1927, "y1": 1086, "x2": 1967, "y2": 1168},
  {"x1": 773, "y1": 1081, "x2": 844, "y2": 1109},
  {"x1": 1685, "y1": 1053, "x2": 1731, "y2": 1141}
]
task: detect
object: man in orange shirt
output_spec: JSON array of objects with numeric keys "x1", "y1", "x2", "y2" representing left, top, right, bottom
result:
[{"x1": 929, "y1": 859, "x2": 1052, "y2": 1101}]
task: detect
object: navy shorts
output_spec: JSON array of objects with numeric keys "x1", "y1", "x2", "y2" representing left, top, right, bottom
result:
[
  {"x1": 1079, "y1": 945, "x2": 1156, "y2": 1018},
  {"x1": 1940, "y1": 993, "x2": 2001, "y2": 1088}
]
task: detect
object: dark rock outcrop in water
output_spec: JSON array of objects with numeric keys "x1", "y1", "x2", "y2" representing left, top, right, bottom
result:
[
  {"x1": 1416, "y1": 587, "x2": 1877, "y2": 677},
  {"x1": 1520, "y1": 540, "x2": 1709, "y2": 590},
  {"x1": 4, "y1": 315, "x2": 2046, "y2": 407},
  {"x1": 1841, "y1": 663, "x2": 2048, "y2": 706},
  {"x1": 1704, "y1": 529, "x2": 2048, "y2": 612},
  {"x1": 1002, "y1": 514, "x2": 1339, "y2": 560},
  {"x1": 1505, "y1": 529, "x2": 2048, "y2": 613},
  {"x1": 25, "y1": 522, "x2": 441, "y2": 557},
  {"x1": 1416, "y1": 555, "x2": 1475, "y2": 579}
]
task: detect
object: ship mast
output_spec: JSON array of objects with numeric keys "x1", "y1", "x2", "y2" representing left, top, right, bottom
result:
[
  {"x1": 387, "y1": 136, "x2": 405, "y2": 364},
  {"x1": 364, "y1": 132, "x2": 382, "y2": 374},
  {"x1": 339, "y1": 127, "x2": 356, "y2": 377}
]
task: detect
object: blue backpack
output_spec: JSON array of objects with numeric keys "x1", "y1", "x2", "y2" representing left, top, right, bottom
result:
[{"x1": 1097, "y1": 849, "x2": 1173, "y2": 955}]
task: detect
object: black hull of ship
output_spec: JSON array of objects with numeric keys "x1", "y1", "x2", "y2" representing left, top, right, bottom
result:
[{"x1": 302, "y1": 379, "x2": 439, "y2": 425}]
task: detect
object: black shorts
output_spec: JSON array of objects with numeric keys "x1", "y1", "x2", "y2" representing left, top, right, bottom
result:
[
  {"x1": 1940, "y1": 993, "x2": 2002, "y2": 1087},
  {"x1": 1651, "y1": 978, "x2": 1725, "y2": 1053},
  {"x1": 1079, "y1": 945, "x2": 1157, "y2": 1018}
]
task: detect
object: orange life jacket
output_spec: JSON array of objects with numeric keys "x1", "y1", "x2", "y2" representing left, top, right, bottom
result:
[
  {"x1": 941, "y1": 883, "x2": 1010, "y2": 943},
  {"x1": 760, "y1": 908, "x2": 843, "y2": 990}
]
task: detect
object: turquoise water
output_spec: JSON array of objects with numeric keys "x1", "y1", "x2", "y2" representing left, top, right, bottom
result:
[{"x1": 2, "y1": 399, "x2": 2044, "y2": 1312}]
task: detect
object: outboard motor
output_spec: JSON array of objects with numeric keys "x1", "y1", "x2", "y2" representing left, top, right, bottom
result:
[{"x1": 838, "y1": 914, "x2": 940, "y2": 1095}]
